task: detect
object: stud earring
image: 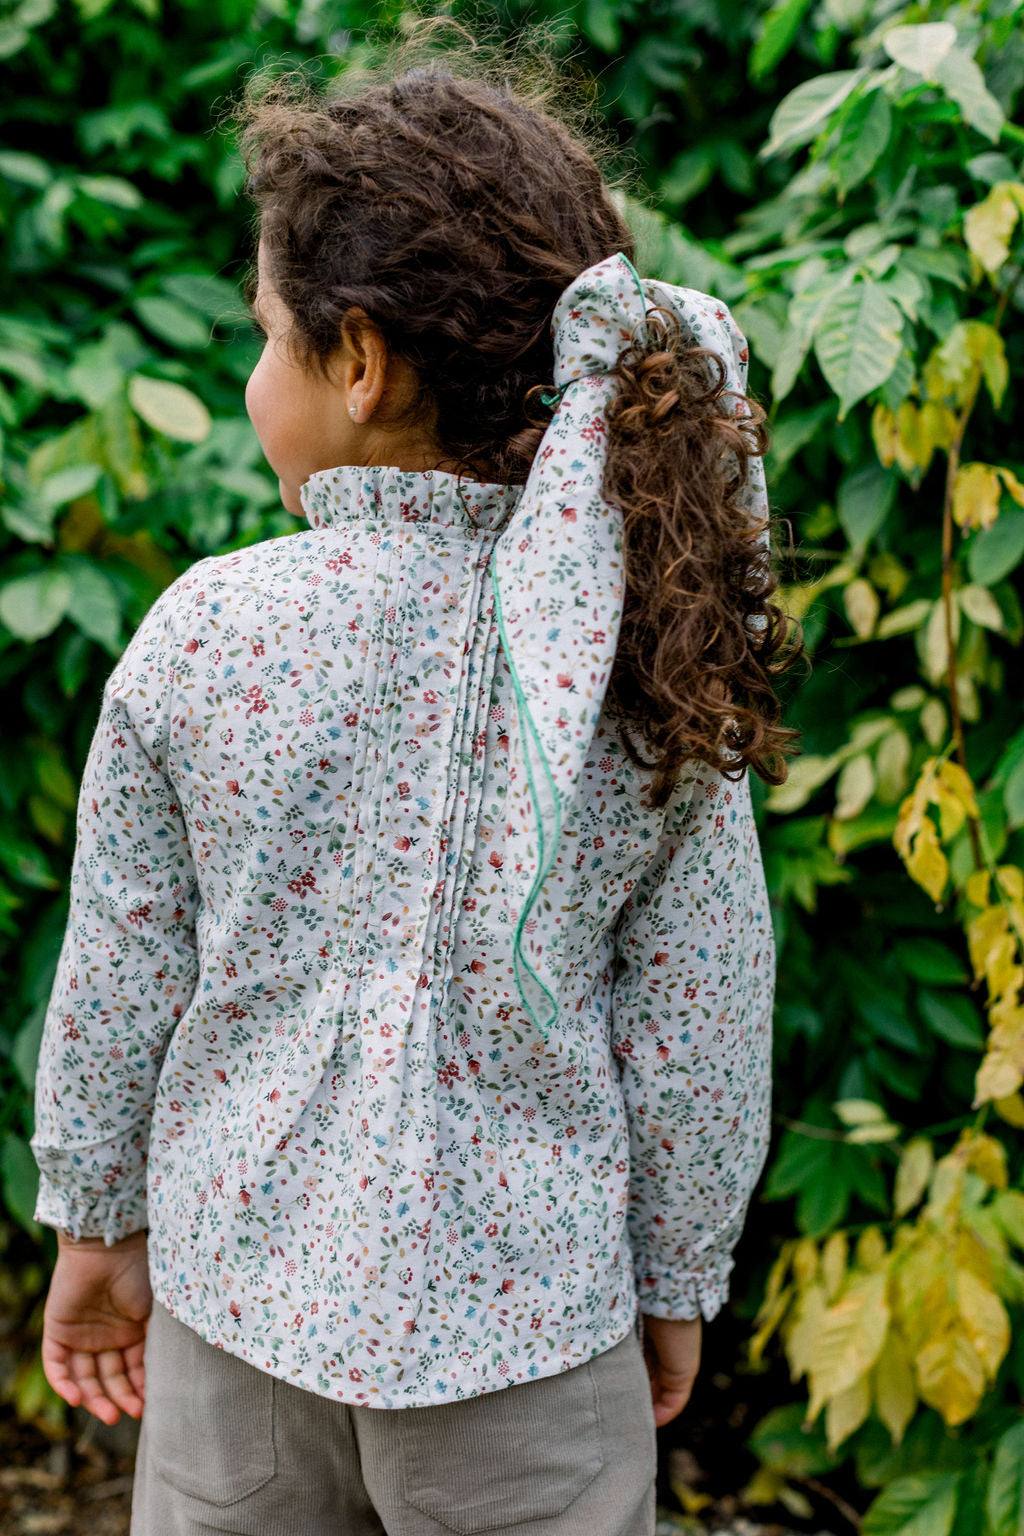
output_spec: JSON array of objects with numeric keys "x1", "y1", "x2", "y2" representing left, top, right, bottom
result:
[{"x1": 349, "y1": 406, "x2": 357, "y2": 418}]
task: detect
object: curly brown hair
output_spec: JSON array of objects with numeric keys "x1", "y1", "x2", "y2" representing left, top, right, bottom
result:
[{"x1": 239, "y1": 52, "x2": 801, "y2": 807}]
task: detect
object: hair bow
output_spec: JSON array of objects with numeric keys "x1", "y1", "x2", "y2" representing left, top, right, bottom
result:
[{"x1": 491, "y1": 251, "x2": 766, "y2": 1040}]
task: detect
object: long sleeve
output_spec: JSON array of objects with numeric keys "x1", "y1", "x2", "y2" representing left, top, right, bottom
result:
[
  {"x1": 31, "y1": 583, "x2": 200, "y2": 1244},
  {"x1": 610, "y1": 764, "x2": 774, "y2": 1321}
]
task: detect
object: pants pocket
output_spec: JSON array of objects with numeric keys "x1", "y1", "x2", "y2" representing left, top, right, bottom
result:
[
  {"x1": 144, "y1": 1302, "x2": 277, "y2": 1507},
  {"x1": 400, "y1": 1358, "x2": 604, "y2": 1534}
]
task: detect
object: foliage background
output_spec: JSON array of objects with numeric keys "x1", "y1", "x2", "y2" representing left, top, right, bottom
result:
[{"x1": 3, "y1": 0, "x2": 1024, "y2": 1529}]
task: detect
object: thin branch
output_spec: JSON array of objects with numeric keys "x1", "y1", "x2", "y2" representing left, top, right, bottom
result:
[{"x1": 940, "y1": 375, "x2": 983, "y2": 867}]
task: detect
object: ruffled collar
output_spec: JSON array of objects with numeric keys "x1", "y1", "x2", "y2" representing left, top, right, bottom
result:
[{"x1": 301, "y1": 463, "x2": 523, "y2": 534}]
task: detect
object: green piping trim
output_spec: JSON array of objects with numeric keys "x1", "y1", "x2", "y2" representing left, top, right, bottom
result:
[
  {"x1": 619, "y1": 252, "x2": 649, "y2": 314},
  {"x1": 490, "y1": 560, "x2": 561, "y2": 1040}
]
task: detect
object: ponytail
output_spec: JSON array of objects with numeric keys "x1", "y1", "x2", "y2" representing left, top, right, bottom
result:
[{"x1": 601, "y1": 307, "x2": 801, "y2": 807}]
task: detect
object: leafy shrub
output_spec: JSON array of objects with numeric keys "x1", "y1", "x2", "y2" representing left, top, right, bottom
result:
[{"x1": 3, "y1": 0, "x2": 1024, "y2": 1529}]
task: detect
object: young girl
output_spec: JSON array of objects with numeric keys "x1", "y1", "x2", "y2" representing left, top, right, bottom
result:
[{"x1": 32, "y1": 59, "x2": 795, "y2": 1536}]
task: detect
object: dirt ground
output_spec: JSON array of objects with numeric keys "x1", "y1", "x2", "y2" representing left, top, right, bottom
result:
[{"x1": 0, "y1": 1407, "x2": 838, "y2": 1536}]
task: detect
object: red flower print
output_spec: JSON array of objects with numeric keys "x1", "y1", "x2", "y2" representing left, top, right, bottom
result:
[
  {"x1": 469, "y1": 958, "x2": 485, "y2": 975},
  {"x1": 488, "y1": 850, "x2": 502, "y2": 869},
  {"x1": 183, "y1": 638, "x2": 199, "y2": 654},
  {"x1": 238, "y1": 1189, "x2": 250, "y2": 1205},
  {"x1": 229, "y1": 1300, "x2": 241, "y2": 1318}
]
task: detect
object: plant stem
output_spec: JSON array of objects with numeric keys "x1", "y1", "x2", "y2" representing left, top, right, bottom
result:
[
  {"x1": 940, "y1": 378, "x2": 983, "y2": 867},
  {"x1": 795, "y1": 1474, "x2": 863, "y2": 1532}
]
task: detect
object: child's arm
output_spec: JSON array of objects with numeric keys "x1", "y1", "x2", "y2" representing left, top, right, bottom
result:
[
  {"x1": 32, "y1": 582, "x2": 200, "y2": 1245},
  {"x1": 611, "y1": 764, "x2": 774, "y2": 1321}
]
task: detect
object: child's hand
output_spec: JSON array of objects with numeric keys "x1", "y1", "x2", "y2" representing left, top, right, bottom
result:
[
  {"x1": 41, "y1": 1229, "x2": 152, "y2": 1426},
  {"x1": 640, "y1": 1313, "x2": 702, "y2": 1427}
]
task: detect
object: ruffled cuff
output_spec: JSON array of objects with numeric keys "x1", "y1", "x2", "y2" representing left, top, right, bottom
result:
[
  {"x1": 32, "y1": 1136, "x2": 149, "y2": 1245},
  {"x1": 634, "y1": 1258, "x2": 733, "y2": 1322}
]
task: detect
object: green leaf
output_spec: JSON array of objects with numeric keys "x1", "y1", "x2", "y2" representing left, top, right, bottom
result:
[
  {"x1": 986, "y1": 1421, "x2": 1024, "y2": 1536},
  {"x1": 837, "y1": 462, "x2": 898, "y2": 549},
  {"x1": 64, "y1": 561, "x2": 122, "y2": 649},
  {"x1": 132, "y1": 296, "x2": 211, "y2": 350},
  {"x1": 39, "y1": 463, "x2": 101, "y2": 508},
  {"x1": 0, "y1": 569, "x2": 72, "y2": 641},
  {"x1": 935, "y1": 50, "x2": 1004, "y2": 144},
  {"x1": 863, "y1": 1472, "x2": 961, "y2": 1536},
  {"x1": 12, "y1": 1004, "x2": 46, "y2": 1091},
  {"x1": 762, "y1": 70, "x2": 866, "y2": 158},
  {"x1": 814, "y1": 280, "x2": 904, "y2": 420},
  {"x1": 76, "y1": 174, "x2": 143, "y2": 209},
  {"x1": 582, "y1": 0, "x2": 620, "y2": 54},
  {"x1": 917, "y1": 989, "x2": 985, "y2": 1051},
  {"x1": 967, "y1": 506, "x2": 1024, "y2": 586},
  {"x1": 0, "y1": 1136, "x2": 41, "y2": 1237},
  {"x1": 0, "y1": 150, "x2": 51, "y2": 187},
  {"x1": 882, "y1": 24, "x2": 957, "y2": 79},
  {"x1": 748, "y1": 1402, "x2": 838, "y2": 1477},
  {"x1": 891, "y1": 939, "x2": 967, "y2": 986},
  {"x1": 834, "y1": 90, "x2": 892, "y2": 195},
  {"x1": 1005, "y1": 756, "x2": 1024, "y2": 831},
  {"x1": 161, "y1": 272, "x2": 241, "y2": 320},
  {"x1": 749, "y1": 0, "x2": 814, "y2": 82},
  {"x1": 128, "y1": 374, "x2": 211, "y2": 443}
]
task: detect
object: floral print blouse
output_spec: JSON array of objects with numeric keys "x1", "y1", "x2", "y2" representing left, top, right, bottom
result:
[{"x1": 33, "y1": 255, "x2": 775, "y2": 1408}]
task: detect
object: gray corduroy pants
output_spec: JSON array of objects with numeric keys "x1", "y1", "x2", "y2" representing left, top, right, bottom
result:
[{"x1": 129, "y1": 1301, "x2": 657, "y2": 1536}]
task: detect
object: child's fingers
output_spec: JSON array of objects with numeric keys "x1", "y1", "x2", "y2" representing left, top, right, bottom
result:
[
  {"x1": 40, "y1": 1340, "x2": 82, "y2": 1408},
  {"x1": 651, "y1": 1385, "x2": 690, "y2": 1428},
  {"x1": 124, "y1": 1345, "x2": 146, "y2": 1405},
  {"x1": 95, "y1": 1348, "x2": 144, "y2": 1418},
  {"x1": 67, "y1": 1350, "x2": 121, "y2": 1426}
]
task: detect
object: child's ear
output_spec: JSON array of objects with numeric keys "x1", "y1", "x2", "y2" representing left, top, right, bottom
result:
[{"x1": 340, "y1": 309, "x2": 389, "y2": 420}]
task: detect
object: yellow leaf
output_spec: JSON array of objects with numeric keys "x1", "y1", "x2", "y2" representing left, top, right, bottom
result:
[
  {"x1": 961, "y1": 1132, "x2": 1008, "y2": 1189},
  {"x1": 924, "y1": 1153, "x2": 965, "y2": 1226},
  {"x1": 906, "y1": 819, "x2": 948, "y2": 904},
  {"x1": 872, "y1": 403, "x2": 916, "y2": 474},
  {"x1": 975, "y1": 1041, "x2": 1024, "y2": 1106},
  {"x1": 997, "y1": 466, "x2": 1024, "y2": 507},
  {"x1": 966, "y1": 869, "x2": 991, "y2": 908},
  {"x1": 967, "y1": 903, "x2": 1009, "y2": 983},
  {"x1": 843, "y1": 578, "x2": 880, "y2": 639},
  {"x1": 821, "y1": 1232, "x2": 848, "y2": 1301},
  {"x1": 993, "y1": 1189, "x2": 1024, "y2": 1248},
  {"x1": 921, "y1": 597, "x2": 958, "y2": 686},
  {"x1": 956, "y1": 1268, "x2": 1010, "y2": 1379},
  {"x1": 825, "y1": 1374, "x2": 871, "y2": 1451},
  {"x1": 895, "y1": 1235, "x2": 952, "y2": 1355},
  {"x1": 997, "y1": 865, "x2": 1024, "y2": 902},
  {"x1": 856, "y1": 1227, "x2": 889, "y2": 1272},
  {"x1": 994, "y1": 1092, "x2": 1024, "y2": 1128},
  {"x1": 959, "y1": 583, "x2": 1004, "y2": 632},
  {"x1": 806, "y1": 1270, "x2": 890, "y2": 1418},
  {"x1": 919, "y1": 400, "x2": 957, "y2": 455},
  {"x1": 791, "y1": 1238, "x2": 819, "y2": 1289},
  {"x1": 875, "y1": 729, "x2": 911, "y2": 805},
  {"x1": 873, "y1": 1327, "x2": 917, "y2": 1445},
  {"x1": 785, "y1": 1280, "x2": 827, "y2": 1383},
  {"x1": 750, "y1": 1283, "x2": 794, "y2": 1368},
  {"x1": 895, "y1": 1138, "x2": 934, "y2": 1217},
  {"x1": 935, "y1": 760, "x2": 980, "y2": 818},
  {"x1": 896, "y1": 400, "x2": 933, "y2": 473},
  {"x1": 916, "y1": 1323, "x2": 986, "y2": 1425},
  {"x1": 926, "y1": 322, "x2": 1008, "y2": 411},
  {"x1": 963, "y1": 182, "x2": 1024, "y2": 275},
  {"x1": 920, "y1": 696, "x2": 947, "y2": 747},
  {"x1": 834, "y1": 1098, "x2": 890, "y2": 1127},
  {"x1": 834, "y1": 753, "x2": 876, "y2": 820}
]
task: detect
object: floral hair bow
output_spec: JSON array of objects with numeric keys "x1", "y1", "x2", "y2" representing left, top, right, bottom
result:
[{"x1": 490, "y1": 251, "x2": 766, "y2": 1041}]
